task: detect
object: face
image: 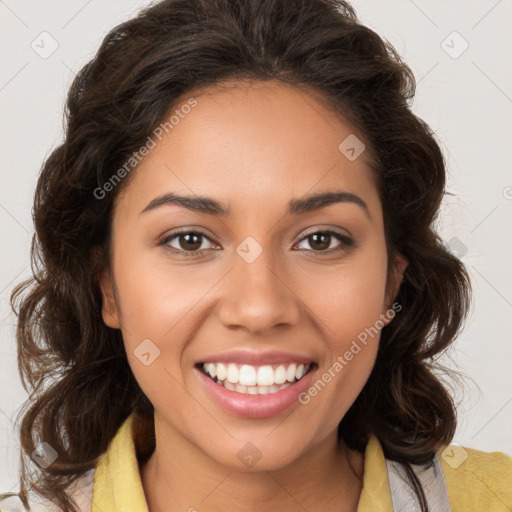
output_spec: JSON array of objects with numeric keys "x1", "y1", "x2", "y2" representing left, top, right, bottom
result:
[{"x1": 100, "y1": 79, "x2": 407, "y2": 471}]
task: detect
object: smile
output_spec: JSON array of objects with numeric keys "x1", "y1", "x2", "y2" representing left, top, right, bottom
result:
[
  {"x1": 199, "y1": 362, "x2": 312, "y2": 395},
  {"x1": 195, "y1": 359, "x2": 317, "y2": 418}
]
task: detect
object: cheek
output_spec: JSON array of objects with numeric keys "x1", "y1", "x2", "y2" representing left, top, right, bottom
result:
[
  {"x1": 299, "y1": 247, "x2": 389, "y2": 349},
  {"x1": 112, "y1": 251, "x2": 201, "y2": 415},
  {"x1": 111, "y1": 234, "x2": 208, "y2": 343},
  {"x1": 295, "y1": 244, "x2": 388, "y2": 404},
  {"x1": 109, "y1": 235, "x2": 208, "y2": 396},
  {"x1": 296, "y1": 271, "x2": 386, "y2": 434}
]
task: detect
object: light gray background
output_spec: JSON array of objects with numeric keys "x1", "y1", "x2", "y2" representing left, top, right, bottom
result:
[{"x1": 1, "y1": 0, "x2": 511, "y2": 493}]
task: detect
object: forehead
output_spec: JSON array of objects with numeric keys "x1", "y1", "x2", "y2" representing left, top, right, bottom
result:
[{"x1": 115, "y1": 79, "x2": 381, "y2": 221}]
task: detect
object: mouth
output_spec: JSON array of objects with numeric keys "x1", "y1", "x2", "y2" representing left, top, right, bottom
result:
[{"x1": 195, "y1": 361, "x2": 317, "y2": 396}]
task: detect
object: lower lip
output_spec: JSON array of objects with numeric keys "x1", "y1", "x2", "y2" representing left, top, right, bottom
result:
[{"x1": 195, "y1": 365, "x2": 317, "y2": 419}]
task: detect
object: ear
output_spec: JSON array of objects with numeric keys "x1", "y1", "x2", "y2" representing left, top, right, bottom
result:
[
  {"x1": 98, "y1": 268, "x2": 121, "y2": 329},
  {"x1": 382, "y1": 252, "x2": 409, "y2": 323}
]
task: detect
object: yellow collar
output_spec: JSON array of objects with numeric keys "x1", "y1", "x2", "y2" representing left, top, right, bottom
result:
[
  {"x1": 92, "y1": 414, "x2": 393, "y2": 512},
  {"x1": 92, "y1": 415, "x2": 148, "y2": 511}
]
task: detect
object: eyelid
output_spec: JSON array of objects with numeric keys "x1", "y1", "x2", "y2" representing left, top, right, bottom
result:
[{"x1": 297, "y1": 225, "x2": 352, "y2": 241}]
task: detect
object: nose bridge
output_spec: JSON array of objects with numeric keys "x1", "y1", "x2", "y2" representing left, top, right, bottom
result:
[{"x1": 218, "y1": 235, "x2": 300, "y2": 332}]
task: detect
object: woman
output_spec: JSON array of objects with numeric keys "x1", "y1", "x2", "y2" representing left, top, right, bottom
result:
[{"x1": 2, "y1": 0, "x2": 511, "y2": 511}]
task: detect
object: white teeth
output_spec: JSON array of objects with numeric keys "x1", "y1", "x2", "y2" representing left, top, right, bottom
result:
[
  {"x1": 205, "y1": 363, "x2": 217, "y2": 379},
  {"x1": 239, "y1": 365, "x2": 257, "y2": 386},
  {"x1": 286, "y1": 364, "x2": 297, "y2": 382},
  {"x1": 224, "y1": 380, "x2": 236, "y2": 391},
  {"x1": 201, "y1": 361, "x2": 311, "y2": 392},
  {"x1": 274, "y1": 365, "x2": 287, "y2": 384},
  {"x1": 257, "y1": 366, "x2": 274, "y2": 386},
  {"x1": 214, "y1": 379, "x2": 294, "y2": 395},
  {"x1": 216, "y1": 363, "x2": 227, "y2": 381},
  {"x1": 226, "y1": 363, "x2": 239, "y2": 384}
]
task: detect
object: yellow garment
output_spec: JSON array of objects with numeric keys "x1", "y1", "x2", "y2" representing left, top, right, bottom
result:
[{"x1": 92, "y1": 415, "x2": 512, "y2": 512}]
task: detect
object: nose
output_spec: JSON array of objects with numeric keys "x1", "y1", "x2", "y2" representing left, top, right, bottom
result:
[{"x1": 217, "y1": 243, "x2": 301, "y2": 334}]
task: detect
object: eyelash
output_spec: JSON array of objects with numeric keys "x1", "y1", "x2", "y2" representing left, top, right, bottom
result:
[{"x1": 158, "y1": 228, "x2": 354, "y2": 257}]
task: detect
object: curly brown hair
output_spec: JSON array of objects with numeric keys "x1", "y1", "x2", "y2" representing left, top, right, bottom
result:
[{"x1": 7, "y1": 0, "x2": 471, "y2": 511}]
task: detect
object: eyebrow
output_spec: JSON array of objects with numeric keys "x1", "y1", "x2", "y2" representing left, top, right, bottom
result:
[{"x1": 140, "y1": 190, "x2": 370, "y2": 219}]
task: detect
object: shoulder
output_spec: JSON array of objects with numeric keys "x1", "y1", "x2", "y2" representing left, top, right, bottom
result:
[
  {"x1": 0, "y1": 470, "x2": 95, "y2": 512},
  {"x1": 438, "y1": 443, "x2": 512, "y2": 511}
]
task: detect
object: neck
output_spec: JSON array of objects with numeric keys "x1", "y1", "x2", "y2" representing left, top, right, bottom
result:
[{"x1": 140, "y1": 417, "x2": 364, "y2": 512}]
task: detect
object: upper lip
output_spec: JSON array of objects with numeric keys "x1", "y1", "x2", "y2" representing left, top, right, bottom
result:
[{"x1": 197, "y1": 350, "x2": 315, "y2": 366}]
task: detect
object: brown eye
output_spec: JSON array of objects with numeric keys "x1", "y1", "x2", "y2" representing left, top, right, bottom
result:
[
  {"x1": 176, "y1": 232, "x2": 203, "y2": 251},
  {"x1": 160, "y1": 229, "x2": 217, "y2": 256},
  {"x1": 295, "y1": 230, "x2": 354, "y2": 253},
  {"x1": 308, "y1": 233, "x2": 331, "y2": 251}
]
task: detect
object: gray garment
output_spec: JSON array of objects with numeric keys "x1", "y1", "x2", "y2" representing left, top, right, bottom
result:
[{"x1": 386, "y1": 455, "x2": 452, "y2": 512}]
